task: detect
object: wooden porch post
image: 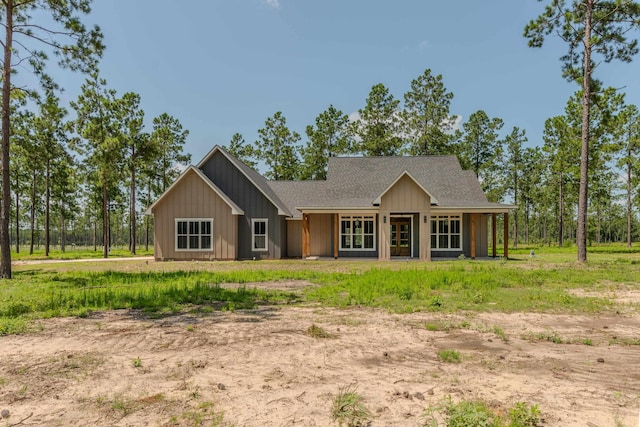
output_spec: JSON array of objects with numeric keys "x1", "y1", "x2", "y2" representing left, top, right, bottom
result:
[
  {"x1": 333, "y1": 214, "x2": 339, "y2": 259},
  {"x1": 492, "y1": 213, "x2": 497, "y2": 258},
  {"x1": 503, "y1": 212, "x2": 509, "y2": 259},
  {"x1": 302, "y1": 214, "x2": 310, "y2": 258},
  {"x1": 470, "y1": 213, "x2": 476, "y2": 259}
]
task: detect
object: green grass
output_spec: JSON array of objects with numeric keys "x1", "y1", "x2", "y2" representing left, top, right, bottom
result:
[
  {"x1": 437, "y1": 349, "x2": 461, "y2": 363},
  {"x1": 330, "y1": 385, "x2": 372, "y2": 426},
  {"x1": 11, "y1": 246, "x2": 154, "y2": 261},
  {"x1": 1, "y1": 247, "x2": 639, "y2": 335}
]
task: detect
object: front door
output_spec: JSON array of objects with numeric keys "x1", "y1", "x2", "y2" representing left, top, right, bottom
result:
[{"x1": 390, "y1": 218, "x2": 411, "y2": 257}]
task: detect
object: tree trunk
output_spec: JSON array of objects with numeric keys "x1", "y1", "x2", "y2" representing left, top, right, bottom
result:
[
  {"x1": 14, "y1": 191, "x2": 19, "y2": 253},
  {"x1": 577, "y1": 0, "x2": 593, "y2": 263},
  {"x1": 559, "y1": 171, "x2": 564, "y2": 247},
  {"x1": 130, "y1": 145, "x2": 136, "y2": 254},
  {"x1": 29, "y1": 168, "x2": 36, "y2": 255},
  {"x1": 61, "y1": 208, "x2": 66, "y2": 252},
  {"x1": 145, "y1": 181, "x2": 150, "y2": 252},
  {"x1": 45, "y1": 158, "x2": 50, "y2": 257},
  {"x1": 513, "y1": 178, "x2": 518, "y2": 249},
  {"x1": 596, "y1": 205, "x2": 601, "y2": 245},
  {"x1": 93, "y1": 217, "x2": 97, "y2": 252},
  {"x1": 102, "y1": 182, "x2": 108, "y2": 258},
  {"x1": 1, "y1": 0, "x2": 14, "y2": 278},
  {"x1": 627, "y1": 145, "x2": 632, "y2": 248}
]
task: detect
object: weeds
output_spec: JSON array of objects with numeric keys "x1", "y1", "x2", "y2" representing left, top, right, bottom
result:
[
  {"x1": 305, "y1": 324, "x2": 336, "y2": 339},
  {"x1": 331, "y1": 384, "x2": 371, "y2": 426},
  {"x1": 132, "y1": 357, "x2": 143, "y2": 368},
  {"x1": 424, "y1": 397, "x2": 541, "y2": 427},
  {"x1": 437, "y1": 349, "x2": 461, "y2": 363},
  {"x1": 492, "y1": 325, "x2": 509, "y2": 342}
]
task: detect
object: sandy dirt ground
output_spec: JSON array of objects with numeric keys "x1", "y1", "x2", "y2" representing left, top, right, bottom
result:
[{"x1": 1, "y1": 280, "x2": 639, "y2": 426}]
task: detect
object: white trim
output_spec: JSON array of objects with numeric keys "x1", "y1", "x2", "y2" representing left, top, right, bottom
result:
[
  {"x1": 251, "y1": 218, "x2": 269, "y2": 252},
  {"x1": 430, "y1": 215, "x2": 463, "y2": 251},
  {"x1": 389, "y1": 215, "x2": 414, "y2": 257},
  {"x1": 373, "y1": 171, "x2": 439, "y2": 205},
  {"x1": 197, "y1": 145, "x2": 289, "y2": 216},
  {"x1": 296, "y1": 207, "x2": 378, "y2": 213},
  {"x1": 431, "y1": 206, "x2": 515, "y2": 213},
  {"x1": 175, "y1": 218, "x2": 214, "y2": 252},
  {"x1": 146, "y1": 166, "x2": 244, "y2": 215},
  {"x1": 339, "y1": 215, "x2": 377, "y2": 252}
]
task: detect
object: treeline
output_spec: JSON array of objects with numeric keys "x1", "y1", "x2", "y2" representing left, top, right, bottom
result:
[
  {"x1": 10, "y1": 73, "x2": 190, "y2": 258},
  {"x1": 228, "y1": 69, "x2": 640, "y2": 249},
  {"x1": 2, "y1": 2, "x2": 640, "y2": 280}
]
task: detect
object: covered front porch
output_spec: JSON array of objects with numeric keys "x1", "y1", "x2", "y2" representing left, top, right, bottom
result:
[{"x1": 294, "y1": 211, "x2": 511, "y2": 261}]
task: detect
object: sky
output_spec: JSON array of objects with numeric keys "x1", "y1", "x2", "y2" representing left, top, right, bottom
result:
[{"x1": 50, "y1": 1, "x2": 640, "y2": 165}]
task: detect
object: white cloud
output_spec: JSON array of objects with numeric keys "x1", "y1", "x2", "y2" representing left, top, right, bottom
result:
[
  {"x1": 450, "y1": 115, "x2": 462, "y2": 132},
  {"x1": 263, "y1": 0, "x2": 280, "y2": 8},
  {"x1": 418, "y1": 40, "x2": 429, "y2": 50},
  {"x1": 348, "y1": 111, "x2": 361, "y2": 123}
]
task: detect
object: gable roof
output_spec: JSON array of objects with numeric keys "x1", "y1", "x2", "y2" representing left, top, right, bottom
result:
[
  {"x1": 372, "y1": 170, "x2": 439, "y2": 205},
  {"x1": 197, "y1": 145, "x2": 292, "y2": 216},
  {"x1": 145, "y1": 166, "x2": 244, "y2": 215}
]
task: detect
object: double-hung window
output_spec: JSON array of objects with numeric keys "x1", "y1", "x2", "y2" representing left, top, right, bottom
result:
[
  {"x1": 252, "y1": 219, "x2": 268, "y2": 251},
  {"x1": 430, "y1": 215, "x2": 462, "y2": 250},
  {"x1": 176, "y1": 219, "x2": 213, "y2": 251},
  {"x1": 340, "y1": 215, "x2": 375, "y2": 251}
]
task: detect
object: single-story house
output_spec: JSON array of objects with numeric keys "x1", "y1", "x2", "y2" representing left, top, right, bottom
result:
[{"x1": 146, "y1": 145, "x2": 515, "y2": 261}]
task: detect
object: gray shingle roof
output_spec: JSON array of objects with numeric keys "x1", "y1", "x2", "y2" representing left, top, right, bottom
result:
[{"x1": 267, "y1": 155, "x2": 513, "y2": 218}]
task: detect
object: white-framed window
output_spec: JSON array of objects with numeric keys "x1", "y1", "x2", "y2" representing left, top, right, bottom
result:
[
  {"x1": 430, "y1": 215, "x2": 462, "y2": 250},
  {"x1": 340, "y1": 215, "x2": 376, "y2": 251},
  {"x1": 175, "y1": 218, "x2": 213, "y2": 251},
  {"x1": 252, "y1": 218, "x2": 268, "y2": 251}
]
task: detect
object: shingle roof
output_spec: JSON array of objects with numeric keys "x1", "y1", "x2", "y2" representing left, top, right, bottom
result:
[{"x1": 267, "y1": 155, "x2": 513, "y2": 218}]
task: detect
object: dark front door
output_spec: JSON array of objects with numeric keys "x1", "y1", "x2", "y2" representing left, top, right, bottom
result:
[{"x1": 390, "y1": 218, "x2": 411, "y2": 257}]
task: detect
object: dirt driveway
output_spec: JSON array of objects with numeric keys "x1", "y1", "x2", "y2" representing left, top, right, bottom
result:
[{"x1": 1, "y1": 281, "x2": 639, "y2": 426}]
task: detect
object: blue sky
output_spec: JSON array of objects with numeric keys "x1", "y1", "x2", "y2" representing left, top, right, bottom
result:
[{"x1": 54, "y1": 1, "x2": 640, "y2": 165}]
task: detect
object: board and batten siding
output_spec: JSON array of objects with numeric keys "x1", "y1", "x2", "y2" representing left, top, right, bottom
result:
[
  {"x1": 378, "y1": 174, "x2": 431, "y2": 260},
  {"x1": 286, "y1": 220, "x2": 302, "y2": 258},
  {"x1": 309, "y1": 213, "x2": 333, "y2": 257},
  {"x1": 200, "y1": 151, "x2": 284, "y2": 259},
  {"x1": 152, "y1": 169, "x2": 237, "y2": 260},
  {"x1": 463, "y1": 213, "x2": 488, "y2": 258}
]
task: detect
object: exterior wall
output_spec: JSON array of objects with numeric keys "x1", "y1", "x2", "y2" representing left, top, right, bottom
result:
[
  {"x1": 152, "y1": 169, "x2": 237, "y2": 260},
  {"x1": 378, "y1": 175, "x2": 431, "y2": 260},
  {"x1": 309, "y1": 213, "x2": 333, "y2": 257},
  {"x1": 431, "y1": 213, "x2": 489, "y2": 258},
  {"x1": 462, "y1": 213, "x2": 488, "y2": 258},
  {"x1": 200, "y1": 151, "x2": 283, "y2": 259},
  {"x1": 287, "y1": 220, "x2": 302, "y2": 258}
]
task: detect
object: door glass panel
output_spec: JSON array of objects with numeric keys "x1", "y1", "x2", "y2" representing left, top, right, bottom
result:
[
  {"x1": 400, "y1": 224, "x2": 409, "y2": 247},
  {"x1": 391, "y1": 224, "x2": 397, "y2": 246}
]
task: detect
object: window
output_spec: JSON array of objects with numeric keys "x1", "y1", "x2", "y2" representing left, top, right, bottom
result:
[
  {"x1": 430, "y1": 215, "x2": 462, "y2": 250},
  {"x1": 252, "y1": 219, "x2": 268, "y2": 251},
  {"x1": 175, "y1": 219, "x2": 213, "y2": 251},
  {"x1": 340, "y1": 215, "x2": 375, "y2": 251}
]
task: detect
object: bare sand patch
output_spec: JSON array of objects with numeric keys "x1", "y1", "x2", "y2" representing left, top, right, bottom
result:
[{"x1": 1, "y1": 293, "x2": 639, "y2": 426}]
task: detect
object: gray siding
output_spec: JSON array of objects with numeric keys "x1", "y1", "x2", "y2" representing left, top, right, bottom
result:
[
  {"x1": 200, "y1": 152, "x2": 283, "y2": 259},
  {"x1": 287, "y1": 220, "x2": 302, "y2": 258}
]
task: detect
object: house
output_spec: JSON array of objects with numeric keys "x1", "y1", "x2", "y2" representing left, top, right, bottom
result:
[{"x1": 146, "y1": 145, "x2": 515, "y2": 261}]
